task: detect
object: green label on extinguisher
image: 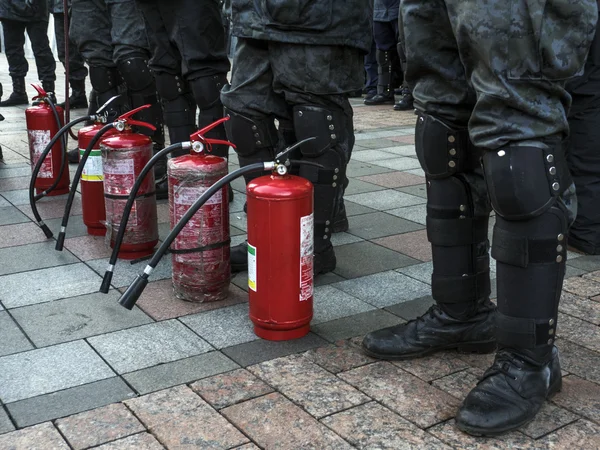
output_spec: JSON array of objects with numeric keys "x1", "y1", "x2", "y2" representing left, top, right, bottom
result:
[{"x1": 248, "y1": 243, "x2": 257, "y2": 292}]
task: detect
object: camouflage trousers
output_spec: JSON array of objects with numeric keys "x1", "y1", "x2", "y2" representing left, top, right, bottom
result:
[{"x1": 400, "y1": 0, "x2": 598, "y2": 148}]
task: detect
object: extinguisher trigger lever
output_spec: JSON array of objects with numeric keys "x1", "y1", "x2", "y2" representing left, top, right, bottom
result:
[
  {"x1": 30, "y1": 84, "x2": 47, "y2": 101},
  {"x1": 115, "y1": 104, "x2": 157, "y2": 132},
  {"x1": 275, "y1": 136, "x2": 317, "y2": 162},
  {"x1": 196, "y1": 116, "x2": 230, "y2": 136}
]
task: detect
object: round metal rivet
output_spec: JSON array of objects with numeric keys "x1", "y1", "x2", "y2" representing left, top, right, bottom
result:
[
  {"x1": 332, "y1": 182, "x2": 337, "y2": 187},
  {"x1": 547, "y1": 339, "x2": 553, "y2": 345},
  {"x1": 325, "y1": 220, "x2": 330, "y2": 226},
  {"x1": 323, "y1": 235, "x2": 328, "y2": 240},
  {"x1": 419, "y1": 117, "x2": 424, "y2": 122},
  {"x1": 448, "y1": 135, "x2": 455, "y2": 143},
  {"x1": 547, "y1": 154, "x2": 554, "y2": 163},
  {"x1": 333, "y1": 175, "x2": 338, "y2": 180},
  {"x1": 449, "y1": 149, "x2": 457, "y2": 156},
  {"x1": 325, "y1": 228, "x2": 329, "y2": 233},
  {"x1": 327, "y1": 115, "x2": 333, "y2": 121},
  {"x1": 552, "y1": 182, "x2": 560, "y2": 191},
  {"x1": 298, "y1": 111, "x2": 303, "y2": 117},
  {"x1": 427, "y1": 181, "x2": 431, "y2": 187},
  {"x1": 556, "y1": 255, "x2": 563, "y2": 263},
  {"x1": 256, "y1": 140, "x2": 262, "y2": 146},
  {"x1": 459, "y1": 205, "x2": 466, "y2": 212},
  {"x1": 549, "y1": 318, "x2": 554, "y2": 326},
  {"x1": 557, "y1": 245, "x2": 563, "y2": 252},
  {"x1": 558, "y1": 233, "x2": 564, "y2": 241},
  {"x1": 498, "y1": 150, "x2": 506, "y2": 157},
  {"x1": 178, "y1": 88, "x2": 182, "y2": 92},
  {"x1": 254, "y1": 133, "x2": 260, "y2": 138},
  {"x1": 334, "y1": 168, "x2": 339, "y2": 173},
  {"x1": 549, "y1": 166, "x2": 557, "y2": 175},
  {"x1": 329, "y1": 124, "x2": 335, "y2": 130},
  {"x1": 252, "y1": 125, "x2": 257, "y2": 131},
  {"x1": 549, "y1": 328, "x2": 554, "y2": 335},
  {"x1": 448, "y1": 161, "x2": 456, "y2": 168},
  {"x1": 331, "y1": 134, "x2": 336, "y2": 140}
]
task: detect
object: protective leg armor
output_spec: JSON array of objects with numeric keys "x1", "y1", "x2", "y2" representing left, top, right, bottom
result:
[
  {"x1": 364, "y1": 50, "x2": 401, "y2": 105},
  {"x1": 190, "y1": 75, "x2": 229, "y2": 158},
  {"x1": 89, "y1": 66, "x2": 123, "y2": 121}
]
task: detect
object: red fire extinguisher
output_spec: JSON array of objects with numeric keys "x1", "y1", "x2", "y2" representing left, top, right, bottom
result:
[
  {"x1": 101, "y1": 107, "x2": 158, "y2": 260},
  {"x1": 26, "y1": 84, "x2": 69, "y2": 196}
]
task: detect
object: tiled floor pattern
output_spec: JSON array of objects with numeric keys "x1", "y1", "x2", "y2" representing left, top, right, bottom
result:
[{"x1": 0, "y1": 59, "x2": 599, "y2": 448}]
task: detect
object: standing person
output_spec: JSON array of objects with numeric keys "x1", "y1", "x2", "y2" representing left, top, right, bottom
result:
[
  {"x1": 50, "y1": 0, "x2": 88, "y2": 109},
  {"x1": 362, "y1": 0, "x2": 597, "y2": 436},
  {"x1": 222, "y1": 0, "x2": 372, "y2": 274},
  {"x1": 0, "y1": 0, "x2": 56, "y2": 106}
]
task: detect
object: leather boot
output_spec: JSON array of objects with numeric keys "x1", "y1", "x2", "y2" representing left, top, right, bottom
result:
[
  {"x1": 230, "y1": 241, "x2": 248, "y2": 273},
  {"x1": 394, "y1": 87, "x2": 414, "y2": 111},
  {"x1": 456, "y1": 346, "x2": 562, "y2": 436},
  {"x1": 58, "y1": 79, "x2": 88, "y2": 109},
  {"x1": 0, "y1": 78, "x2": 28, "y2": 106}
]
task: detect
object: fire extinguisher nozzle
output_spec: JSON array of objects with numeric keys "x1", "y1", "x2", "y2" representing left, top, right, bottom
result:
[
  {"x1": 118, "y1": 274, "x2": 148, "y2": 310},
  {"x1": 55, "y1": 232, "x2": 66, "y2": 251},
  {"x1": 40, "y1": 224, "x2": 53, "y2": 239},
  {"x1": 100, "y1": 272, "x2": 113, "y2": 294}
]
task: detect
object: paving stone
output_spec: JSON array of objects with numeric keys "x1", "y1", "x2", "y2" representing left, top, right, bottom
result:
[
  {"x1": 390, "y1": 135, "x2": 415, "y2": 144},
  {"x1": 558, "y1": 313, "x2": 600, "y2": 353},
  {"x1": 518, "y1": 402, "x2": 579, "y2": 439},
  {"x1": 343, "y1": 200, "x2": 376, "y2": 217},
  {"x1": 339, "y1": 362, "x2": 460, "y2": 428},
  {"x1": 0, "y1": 196, "x2": 10, "y2": 207},
  {"x1": 397, "y1": 260, "x2": 432, "y2": 284},
  {"x1": 222, "y1": 392, "x2": 352, "y2": 450},
  {"x1": 63, "y1": 235, "x2": 113, "y2": 261},
  {"x1": 346, "y1": 211, "x2": 423, "y2": 240},
  {"x1": 125, "y1": 385, "x2": 248, "y2": 449},
  {"x1": 0, "y1": 340, "x2": 115, "y2": 403},
  {"x1": 431, "y1": 370, "x2": 479, "y2": 400},
  {"x1": 312, "y1": 285, "x2": 375, "y2": 325},
  {"x1": 17, "y1": 196, "x2": 83, "y2": 220},
  {"x1": 584, "y1": 269, "x2": 600, "y2": 283},
  {"x1": 343, "y1": 178, "x2": 386, "y2": 195},
  {"x1": 373, "y1": 229, "x2": 431, "y2": 261},
  {"x1": 232, "y1": 444, "x2": 260, "y2": 450},
  {"x1": 0, "y1": 422, "x2": 70, "y2": 449},
  {"x1": 373, "y1": 144, "x2": 417, "y2": 157},
  {"x1": 536, "y1": 419, "x2": 600, "y2": 449},
  {"x1": 0, "y1": 263, "x2": 103, "y2": 308},
  {"x1": 346, "y1": 161, "x2": 393, "y2": 177},
  {"x1": 392, "y1": 351, "x2": 470, "y2": 382},
  {"x1": 551, "y1": 375, "x2": 600, "y2": 424},
  {"x1": 370, "y1": 157, "x2": 423, "y2": 172},
  {"x1": 93, "y1": 433, "x2": 165, "y2": 450},
  {"x1": 44, "y1": 214, "x2": 89, "y2": 238},
  {"x1": 566, "y1": 254, "x2": 600, "y2": 272},
  {"x1": 314, "y1": 271, "x2": 345, "y2": 286},
  {"x1": 0, "y1": 222, "x2": 49, "y2": 248},
  {"x1": 0, "y1": 188, "x2": 67, "y2": 206},
  {"x1": 180, "y1": 303, "x2": 258, "y2": 349},
  {"x1": 428, "y1": 420, "x2": 535, "y2": 449},
  {"x1": 222, "y1": 332, "x2": 328, "y2": 367},
  {"x1": 556, "y1": 339, "x2": 600, "y2": 384},
  {"x1": 0, "y1": 240, "x2": 78, "y2": 276},
  {"x1": 249, "y1": 354, "x2": 368, "y2": 418},
  {"x1": 333, "y1": 241, "x2": 419, "y2": 279},
  {"x1": 0, "y1": 311, "x2": 33, "y2": 357},
  {"x1": 456, "y1": 352, "x2": 496, "y2": 372},
  {"x1": 229, "y1": 210, "x2": 247, "y2": 232},
  {"x1": 124, "y1": 351, "x2": 239, "y2": 395},
  {"x1": 86, "y1": 255, "x2": 172, "y2": 289},
  {"x1": 302, "y1": 340, "x2": 375, "y2": 374},
  {"x1": 559, "y1": 291, "x2": 600, "y2": 325},
  {"x1": 6, "y1": 378, "x2": 135, "y2": 429},
  {"x1": 55, "y1": 403, "x2": 145, "y2": 450},
  {"x1": 354, "y1": 135, "x2": 401, "y2": 146},
  {"x1": 0, "y1": 166, "x2": 30, "y2": 179},
  {"x1": 134, "y1": 279, "x2": 248, "y2": 321},
  {"x1": 190, "y1": 368, "x2": 274, "y2": 410},
  {"x1": 357, "y1": 171, "x2": 424, "y2": 188},
  {"x1": 404, "y1": 167, "x2": 426, "y2": 177},
  {"x1": 345, "y1": 189, "x2": 425, "y2": 211},
  {"x1": 322, "y1": 401, "x2": 449, "y2": 449},
  {"x1": 396, "y1": 183, "x2": 428, "y2": 198},
  {"x1": 312, "y1": 309, "x2": 403, "y2": 342},
  {"x1": 0, "y1": 175, "x2": 29, "y2": 191},
  {"x1": 88, "y1": 320, "x2": 213, "y2": 374},
  {"x1": 562, "y1": 276, "x2": 600, "y2": 297},
  {"x1": 351, "y1": 149, "x2": 402, "y2": 162},
  {"x1": 387, "y1": 204, "x2": 427, "y2": 225},
  {"x1": 231, "y1": 270, "x2": 249, "y2": 292},
  {"x1": 333, "y1": 270, "x2": 430, "y2": 308},
  {"x1": 0, "y1": 407, "x2": 14, "y2": 435},
  {"x1": 330, "y1": 231, "x2": 363, "y2": 247},
  {"x1": 385, "y1": 295, "x2": 436, "y2": 320}
]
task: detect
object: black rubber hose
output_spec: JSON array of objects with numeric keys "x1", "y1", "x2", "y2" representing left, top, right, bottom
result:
[
  {"x1": 99, "y1": 142, "x2": 185, "y2": 293},
  {"x1": 118, "y1": 162, "x2": 268, "y2": 309},
  {"x1": 56, "y1": 123, "x2": 115, "y2": 251},
  {"x1": 47, "y1": 98, "x2": 69, "y2": 190},
  {"x1": 29, "y1": 115, "x2": 92, "y2": 238}
]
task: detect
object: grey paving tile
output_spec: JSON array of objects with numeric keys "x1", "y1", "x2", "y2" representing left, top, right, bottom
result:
[
  {"x1": 0, "y1": 206, "x2": 29, "y2": 226},
  {"x1": 222, "y1": 333, "x2": 328, "y2": 367},
  {"x1": 346, "y1": 161, "x2": 393, "y2": 177},
  {"x1": 351, "y1": 149, "x2": 402, "y2": 162},
  {"x1": 396, "y1": 183, "x2": 427, "y2": 198},
  {"x1": 566, "y1": 255, "x2": 600, "y2": 272},
  {"x1": 404, "y1": 167, "x2": 426, "y2": 177},
  {"x1": 312, "y1": 309, "x2": 404, "y2": 342},
  {"x1": 353, "y1": 137, "x2": 401, "y2": 147},
  {"x1": 347, "y1": 211, "x2": 423, "y2": 240},
  {"x1": 0, "y1": 263, "x2": 103, "y2": 308},
  {"x1": 44, "y1": 215, "x2": 89, "y2": 238},
  {"x1": 312, "y1": 285, "x2": 375, "y2": 325},
  {"x1": 343, "y1": 179, "x2": 386, "y2": 195},
  {"x1": 229, "y1": 192, "x2": 247, "y2": 213},
  {"x1": 0, "y1": 188, "x2": 68, "y2": 206},
  {"x1": 231, "y1": 270, "x2": 249, "y2": 292},
  {"x1": 86, "y1": 255, "x2": 172, "y2": 288},
  {"x1": 123, "y1": 351, "x2": 239, "y2": 395},
  {"x1": 5, "y1": 377, "x2": 135, "y2": 428},
  {"x1": 333, "y1": 241, "x2": 419, "y2": 279},
  {"x1": 331, "y1": 232, "x2": 364, "y2": 247},
  {"x1": 314, "y1": 271, "x2": 345, "y2": 286},
  {"x1": 374, "y1": 144, "x2": 416, "y2": 156},
  {"x1": 566, "y1": 263, "x2": 592, "y2": 277},
  {"x1": 180, "y1": 303, "x2": 259, "y2": 349},
  {"x1": 371, "y1": 157, "x2": 423, "y2": 171},
  {"x1": 345, "y1": 189, "x2": 425, "y2": 211},
  {"x1": 385, "y1": 296, "x2": 436, "y2": 320},
  {"x1": 0, "y1": 341, "x2": 115, "y2": 403},
  {"x1": 88, "y1": 320, "x2": 213, "y2": 374},
  {"x1": 333, "y1": 271, "x2": 431, "y2": 308},
  {"x1": 229, "y1": 210, "x2": 247, "y2": 232},
  {"x1": 343, "y1": 200, "x2": 376, "y2": 217},
  {"x1": 11, "y1": 291, "x2": 153, "y2": 347},
  {"x1": 0, "y1": 166, "x2": 30, "y2": 179},
  {"x1": 0, "y1": 311, "x2": 33, "y2": 357},
  {"x1": 397, "y1": 261, "x2": 433, "y2": 284},
  {"x1": 387, "y1": 204, "x2": 427, "y2": 225},
  {"x1": 0, "y1": 196, "x2": 10, "y2": 207},
  {"x1": 0, "y1": 241, "x2": 79, "y2": 276},
  {"x1": 0, "y1": 407, "x2": 14, "y2": 435}
]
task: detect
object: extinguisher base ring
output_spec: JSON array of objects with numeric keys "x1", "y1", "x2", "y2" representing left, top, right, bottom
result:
[{"x1": 253, "y1": 324, "x2": 310, "y2": 342}]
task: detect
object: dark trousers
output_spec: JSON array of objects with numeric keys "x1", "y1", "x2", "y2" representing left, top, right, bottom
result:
[
  {"x1": 364, "y1": 38, "x2": 377, "y2": 93},
  {"x1": 373, "y1": 19, "x2": 399, "y2": 52},
  {"x1": 53, "y1": 13, "x2": 88, "y2": 82},
  {"x1": 1, "y1": 19, "x2": 56, "y2": 82}
]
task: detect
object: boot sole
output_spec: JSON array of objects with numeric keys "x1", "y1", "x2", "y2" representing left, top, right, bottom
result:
[
  {"x1": 362, "y1": 339, "x2": 497, "y2": 361},
  {"x1": 456, "y1": 375, "x2": 563, "y2": 437}
]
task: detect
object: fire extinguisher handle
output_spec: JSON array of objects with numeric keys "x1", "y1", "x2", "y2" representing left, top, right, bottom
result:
[
  {"x1": 116, "y1": 105, "x2": 157, "y2": 131},
  {"x1": 30, "y1": 83, "x2": 47, "y2": 100}
]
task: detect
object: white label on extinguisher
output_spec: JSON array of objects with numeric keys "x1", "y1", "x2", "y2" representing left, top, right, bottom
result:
[
  {"x1": 80, "y1": 149, "x2": 104, "y2": 181},
  {"x1": 174, "y1": 186, "x2": 222, "y2": 205},
  {"x1": 248, "y1": 243, "x2": 257, "y2": 292},
  {"x1": 299, "y1": 213, "x2": 314, "y2": 302},
  {"x1": 28, "y1": 129, "x2": 53, "y2": 178}
]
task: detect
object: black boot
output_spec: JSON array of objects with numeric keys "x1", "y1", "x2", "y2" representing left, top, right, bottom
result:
[
  {"x1": 456, "y1": 347, "x2": 562, "y2": 436},
  {"x1": 0, "y1": 78, "x2": 28, "y2": 106},
  {"x1": 332, "y1": 199, "x2": 349, "y2": 233},
  {"x1": 58, "y1": 79, "x2": 88, "y2": 109},
  {"x1": 364, "y1": 49, "x2": 400, "y2": 106},
  {"x1": 230, "y1": 241, "x2": 248, "y2": 273},
  {"x1": 394, "y1": 87, "x2": 414, "y2": 111},
  {"x1": 42, "y1": 80, "x2": 57, "y2": 104}
]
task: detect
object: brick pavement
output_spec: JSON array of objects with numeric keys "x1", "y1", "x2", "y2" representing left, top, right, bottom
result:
[{"x1": 0, "y1": 60, "x2": 600, "y2": 449}]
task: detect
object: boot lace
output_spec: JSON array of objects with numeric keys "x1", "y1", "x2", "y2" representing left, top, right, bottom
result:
[{"x1": 481, "y1": 351, "x2": 524, "y2": 382}]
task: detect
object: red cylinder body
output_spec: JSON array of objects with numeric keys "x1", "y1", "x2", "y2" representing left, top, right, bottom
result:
[
  {"x1": 101, "y1": 130, "x2": 158, "y2": 260},
  {"x1": 246, "y1": 174, "x2": 314, "y2": 341},
  {"x1": 167, "y1": 153, "x2": 230, "y2": 302},
  {"x1": 78, "y1": 124, "x2": 116, "y2": 236},
  {"x1": 26, "y1": 103, "x2": 69, "y2": 196}
]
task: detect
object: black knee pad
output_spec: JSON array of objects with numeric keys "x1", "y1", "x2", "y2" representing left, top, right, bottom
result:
[
  {"x1": 224, "y1": 108, "x2": 277, "y2": 157},
  {"x1": 117, "y1": 58, "x2": 154, "y2": 92},
  {"x1": 189, "y1": 74, "x2": 228, "y2": 110},
  {"x1": 416, "y1": 113, "x2": 482, "y2": 179},
  {"x1": 293, "y1": 105, "x2": 347, "y2": 157},
  {"x1": 154, "y1": 72, "x2": 196, "y2": 131},
  {"x1": 88, "y1": 66, "x2": 123, "y2": 119}
]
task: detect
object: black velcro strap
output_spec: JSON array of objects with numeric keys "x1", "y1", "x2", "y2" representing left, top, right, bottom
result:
[
  {"x1": 299, "y1": 165, "x2": 335, "y2": 184},
  {"x1": 491, "y1": 227, "x2": 562, "y2": 268},
  {"x1": 104, "y1": 191, "x2": 156, "y2": 200},
  {"x1": 495, "y1": 312, "x2": 554, "y2": 349},
  {"x1": 169, "y1": 238, "x2": 230, "y2": 255},
  {"x1": 427, "y1": 217, "x2": 488, "y2": 246},
  {"x1": 431, "y1": 270, "x2": 491, "y2": 303}
]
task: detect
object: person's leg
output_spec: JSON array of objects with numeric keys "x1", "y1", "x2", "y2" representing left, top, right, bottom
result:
[
  {"x1": 26, "y1": 20, "x2": 57, "y2": 95},
  {"x1": 364, "y1": 20, "x2": 401, "y2": 105},
  {"x1": 0, "y1": 20, "x2": 29, "y2": 106}
]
